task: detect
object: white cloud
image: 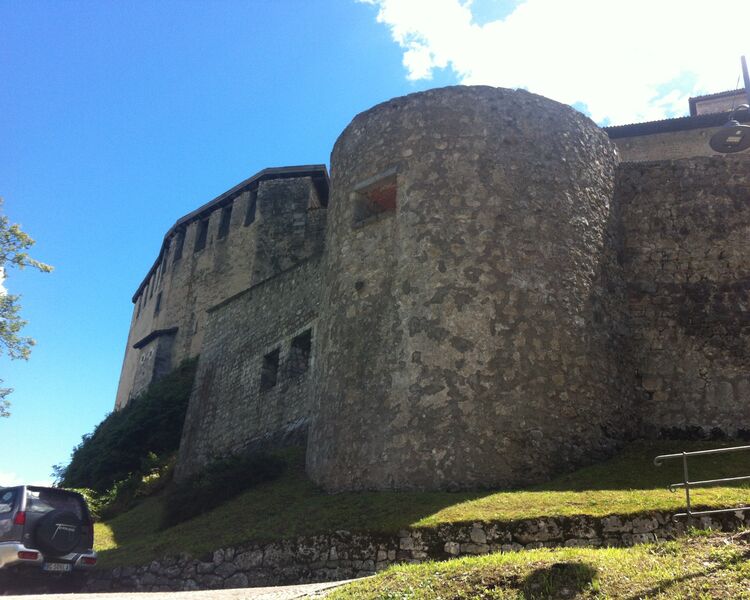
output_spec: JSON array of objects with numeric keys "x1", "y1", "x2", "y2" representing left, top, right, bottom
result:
[
  {"x1": 0, "y1": 471, "x2": 53, "y2": 488},
  {"x1": 360, "y1": 0, "x2": 750, "y2": 124}
]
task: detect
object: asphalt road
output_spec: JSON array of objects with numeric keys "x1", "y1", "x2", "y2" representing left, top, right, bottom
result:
[{"x1": 2, "y1": 579, "x2": 357, "y2": 599}]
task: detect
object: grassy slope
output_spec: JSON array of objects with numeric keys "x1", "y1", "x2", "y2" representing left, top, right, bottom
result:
[
  {"x1": 94, "y1": 441, "x2": 750, "y2": 567},
  {"x1": 329, "y1": 533, "x2": 750, "y2": 599}
]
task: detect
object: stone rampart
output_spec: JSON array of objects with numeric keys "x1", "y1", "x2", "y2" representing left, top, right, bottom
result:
[
  {"x1": 115, "y1": 167, "x2": 328, "y2": 410},
  {"x1": 175, "y1": 255, "x2": 323, "y2": 480},
  {"x1": 307, "y1": 85, "x2": 635, "y2": 492},
  {"x1": 619, "y1": 155, "x2": 750, "y2": 437}
]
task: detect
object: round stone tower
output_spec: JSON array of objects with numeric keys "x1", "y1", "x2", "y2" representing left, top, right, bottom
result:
[{"x1": 307, "y1": 85, "x2": 631, "y2": 491}]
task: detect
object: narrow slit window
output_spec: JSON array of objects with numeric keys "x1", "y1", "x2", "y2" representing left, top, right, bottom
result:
[
  {"x1": 260, "y1": 349, "x2": 280, "y2": 391},
  {"x1": 154, "y1": 292, "x2": 162, "y2": 315},
  {"x1": 173, "y1": 231, "x2": 184, "y2": 262},
  {"x1": 218, "y1": 204, "x2": 233, "y2": 239},
  {"x1": 244, "y1": 189, "x2": 258, "y2": 226},
  {"x1": 287, "y1": 329, "x2": 312, "y2": 378},
  {"x1": 352, "y1": 171, "x2": 397, "y2": 227},
  {"x1": 194, "y1": 218, "x2": 209, "y2": 252}
]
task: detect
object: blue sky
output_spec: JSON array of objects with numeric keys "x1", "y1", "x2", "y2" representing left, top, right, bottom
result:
[{"x1": 1, "y1": 0, "x2": 748, "y2": 486}]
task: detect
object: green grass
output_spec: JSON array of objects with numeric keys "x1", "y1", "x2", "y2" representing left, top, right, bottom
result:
[
  {"x1": 94, "y1": 441, "x2": 750, "y2": 567},
  {"x1": 329, "y1": 533, "x2": 750, "y2": 599}
]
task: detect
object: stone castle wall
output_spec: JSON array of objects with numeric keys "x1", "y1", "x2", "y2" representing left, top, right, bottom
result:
[
  {"x1": 610, "y1": 127, "x2": 727, "y2": 162},
  {"x1": 116, "y1": 85, "x2": 750, "y2": 492},
  {"x1": 114, "y1": 168, "x2": 327, "y2": 410},
  {"x1": 306, "y1": 86, "x2": 636, "y2": 492},
  {"x1": 175, "y1": 255, "x2": 324, "y2": 479},
  {"x1": 619, "y1": 155, "x2": 750, "y2": 437}
]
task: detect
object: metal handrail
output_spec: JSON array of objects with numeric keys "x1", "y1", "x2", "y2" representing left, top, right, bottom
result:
[{"x1": 654, "y1": 445, "x2": 750, "y2": 520}]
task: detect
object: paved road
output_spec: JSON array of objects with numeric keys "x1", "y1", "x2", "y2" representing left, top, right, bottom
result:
[{"x1": 2, "y1": 579, "x2": 358, "y2": 600}]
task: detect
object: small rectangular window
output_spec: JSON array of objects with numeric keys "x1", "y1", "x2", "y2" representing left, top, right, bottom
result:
[
  {"x1": 352, "y1": 170, "x2": 397, "y2": 227},
  {"x1": 218, "y1": 204, "x2": 233, "y2": 239},
  {"x1": 260, "y1": 349, "x2": 280, "y2": 391},
  {"x1": 287, "y1": 329, "x2": 312, "y2": 378},
  {"x1": 154, "y1": 292, "x2": 162, "y2": 315},
  {"x1": 194, "y1": 218, "x2": 209, "y2": 252},
  {"x1": 173, "y1": 231, "x2": 184, "y2": 262},
  {"x1": 244, "y1": 189, "x2": 258, "y2": 226}
]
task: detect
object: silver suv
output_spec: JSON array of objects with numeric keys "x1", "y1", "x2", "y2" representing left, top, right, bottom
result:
[{"x1": 0, "y1": 486, "x2": 97, "y2": 591}]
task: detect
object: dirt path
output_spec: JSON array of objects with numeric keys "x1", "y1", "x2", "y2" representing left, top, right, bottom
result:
[{"x1": 2, "y1": 579, "x2": 356, "y2": 599}]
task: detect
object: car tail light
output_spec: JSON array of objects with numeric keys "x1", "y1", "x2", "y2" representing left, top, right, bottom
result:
[
  {"x1": 18, "y1": 551, "x2": 39, "y2": 561},
  {"x1": 13, "y1": 511, "x2": 26, "y2": 525},
  {"x1": 82, "y1": 556, "x2": 97, "y2": 566}
]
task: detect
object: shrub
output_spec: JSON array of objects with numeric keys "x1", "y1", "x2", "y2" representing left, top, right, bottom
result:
[
  {"x1": 160, "y1": 451, "x2": 285, "y2": 529},
  {"x1": 58, "y1": 359, "x2": 197, "y2": 493}
]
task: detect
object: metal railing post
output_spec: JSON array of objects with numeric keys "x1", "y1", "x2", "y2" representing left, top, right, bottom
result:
[
  {"x1": 654, "y1": 445, "x2": 750, "y2": 521},
  {"x1": 682, "y1": 451, "x2": 691, "y2": 522}
]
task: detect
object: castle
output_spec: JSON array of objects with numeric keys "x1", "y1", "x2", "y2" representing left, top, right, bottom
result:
[{"x1": 114, "y1": 85, "x2": 750, "y2": 491}]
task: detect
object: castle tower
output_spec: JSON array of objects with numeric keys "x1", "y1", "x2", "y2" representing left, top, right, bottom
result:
[{"x1": 307, "y1": 86, "x2": 633, "y2": 491}]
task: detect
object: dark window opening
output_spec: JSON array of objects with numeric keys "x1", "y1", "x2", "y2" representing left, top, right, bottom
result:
[
  {"x1": 260, "y1": 349, "x2": 280, "y2": 391},
  {"x1": 218, "y1": 204, "x2": 233, "y2": 239},
  {"x1": 194, "y1": 218, "x2": 209, "y2": 252},
  {"x1": 244, "y1": 189, "x2": 258, "y2": 226},
  {"x1": 287, "y1": 329, "x2": 312, "y2": 378},
  {"x1": 352, "y1": 172, "x2": 397, "y2": 227},
  {"x1": 154, "y1": 292, "x2": 162, "y2": 315},
  {"x1": 173, "y1": 231, "x2": 184, "y2": 262}
]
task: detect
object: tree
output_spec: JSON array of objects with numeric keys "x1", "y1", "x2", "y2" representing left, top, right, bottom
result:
[{"x1": 0, "y1": 198, "x2": 53, "y2": 416}]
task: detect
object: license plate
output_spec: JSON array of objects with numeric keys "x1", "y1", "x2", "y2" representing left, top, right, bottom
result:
[{"x1": 43, "y1": 562, "x2": 72, "y2": 572}]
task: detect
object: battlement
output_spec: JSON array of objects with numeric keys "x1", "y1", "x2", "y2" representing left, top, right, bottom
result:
[
  {"x1": 114, "y1": 85, "x2": 750, "y2": 492},
  {"x1": 114, "y1": 165, "x2": 329, "y2": 410}
]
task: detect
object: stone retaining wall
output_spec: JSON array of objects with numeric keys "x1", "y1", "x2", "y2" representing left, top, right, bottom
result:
[{"x1": 86, "y1": 510, "x2": 748, "y2": 592}]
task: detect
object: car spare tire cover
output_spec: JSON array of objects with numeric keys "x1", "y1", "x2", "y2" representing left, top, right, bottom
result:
[{"x1": 34, "y1": 510, "x2": 82, "y2": 555}]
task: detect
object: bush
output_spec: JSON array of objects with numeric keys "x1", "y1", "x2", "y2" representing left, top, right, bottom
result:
[
  {"x1": 160, "y1": 451, "x2": 285, "y2": 529},
  {"x1": 58, "y1": 359, "x2": 197, "y2": 493}
]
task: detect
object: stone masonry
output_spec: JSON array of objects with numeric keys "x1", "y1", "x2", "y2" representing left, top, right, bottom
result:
[
  {"x1": 86, "y1": 510, "x2": 750, "y2": 592},
  {"x1": 307, "y1": 86, "x2": 635, "y2": 491},
  {"x1": 112, "y1": 85, "x2": 750, "y2": 491}
]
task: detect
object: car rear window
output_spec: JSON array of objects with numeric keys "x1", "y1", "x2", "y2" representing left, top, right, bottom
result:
[
  {"x1": 26, "y1": 488, "x2": 84, "y2": 520},
  {"x1": 0, "y1": 489, "x2": 16, "y2": 515}
]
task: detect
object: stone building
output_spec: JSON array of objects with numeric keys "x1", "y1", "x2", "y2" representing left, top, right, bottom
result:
[
  {"x1": 114, "y1": 85, "x2": 750, "y2": 491},
  {"x1": 605, "y1": 89, "x2": 749, "y2": 161}
]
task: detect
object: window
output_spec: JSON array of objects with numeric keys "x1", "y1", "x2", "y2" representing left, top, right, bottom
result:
[
  {"x1": 136, "y1": 295, "x2": 142, "y2": 318},
  {"x1": 154, "y1": 292, "x2": 162, "y2": 315},
  {"x1": 26, "y1": 489, "x2": 84, "y2": 519},
  {"x1": 0, "y1": 489, "x2": 16, "y2": 515},
  {"x1": 218, "y1": 204, "x2": 233, "y2": 239},
  {"x1": 260, "y1": 349, "x2": 280, "y2": 391},
  {"x1": 244, "y1": 189, "x2": 258, "y2": 226},
  {"x1": 352, "y1": 170, "x2": 397, "y2": 227},
  {"x1": 287, "y1": 329, "x2": 312, "y2": 377},
  {"x1": 194, "y1": 218, "x2": 209, "y2": 252},
  {"x1": 173, "y1": 231, "x2": 184, "y2": 262}
]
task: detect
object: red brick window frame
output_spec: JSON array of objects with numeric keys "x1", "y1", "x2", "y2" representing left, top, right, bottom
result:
[{"x1": 352, "y1": 168, "x2": 398, "y2": 228}]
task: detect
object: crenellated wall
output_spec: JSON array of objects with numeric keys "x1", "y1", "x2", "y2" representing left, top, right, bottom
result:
[
  {"x1": 114, "y1": 167, "x2": 328, "y2": 410},
  {"x1": 116, "y1": 85, "x2": 750, "y2": 493}
]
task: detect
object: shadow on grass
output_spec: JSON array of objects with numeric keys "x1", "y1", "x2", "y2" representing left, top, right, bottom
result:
[
  {"x1": 97, "y1": 440, "x2": 750, "y2": 567},
  {"x1": 522, "y1": 562, "x2": 598, "y2": 599}
]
